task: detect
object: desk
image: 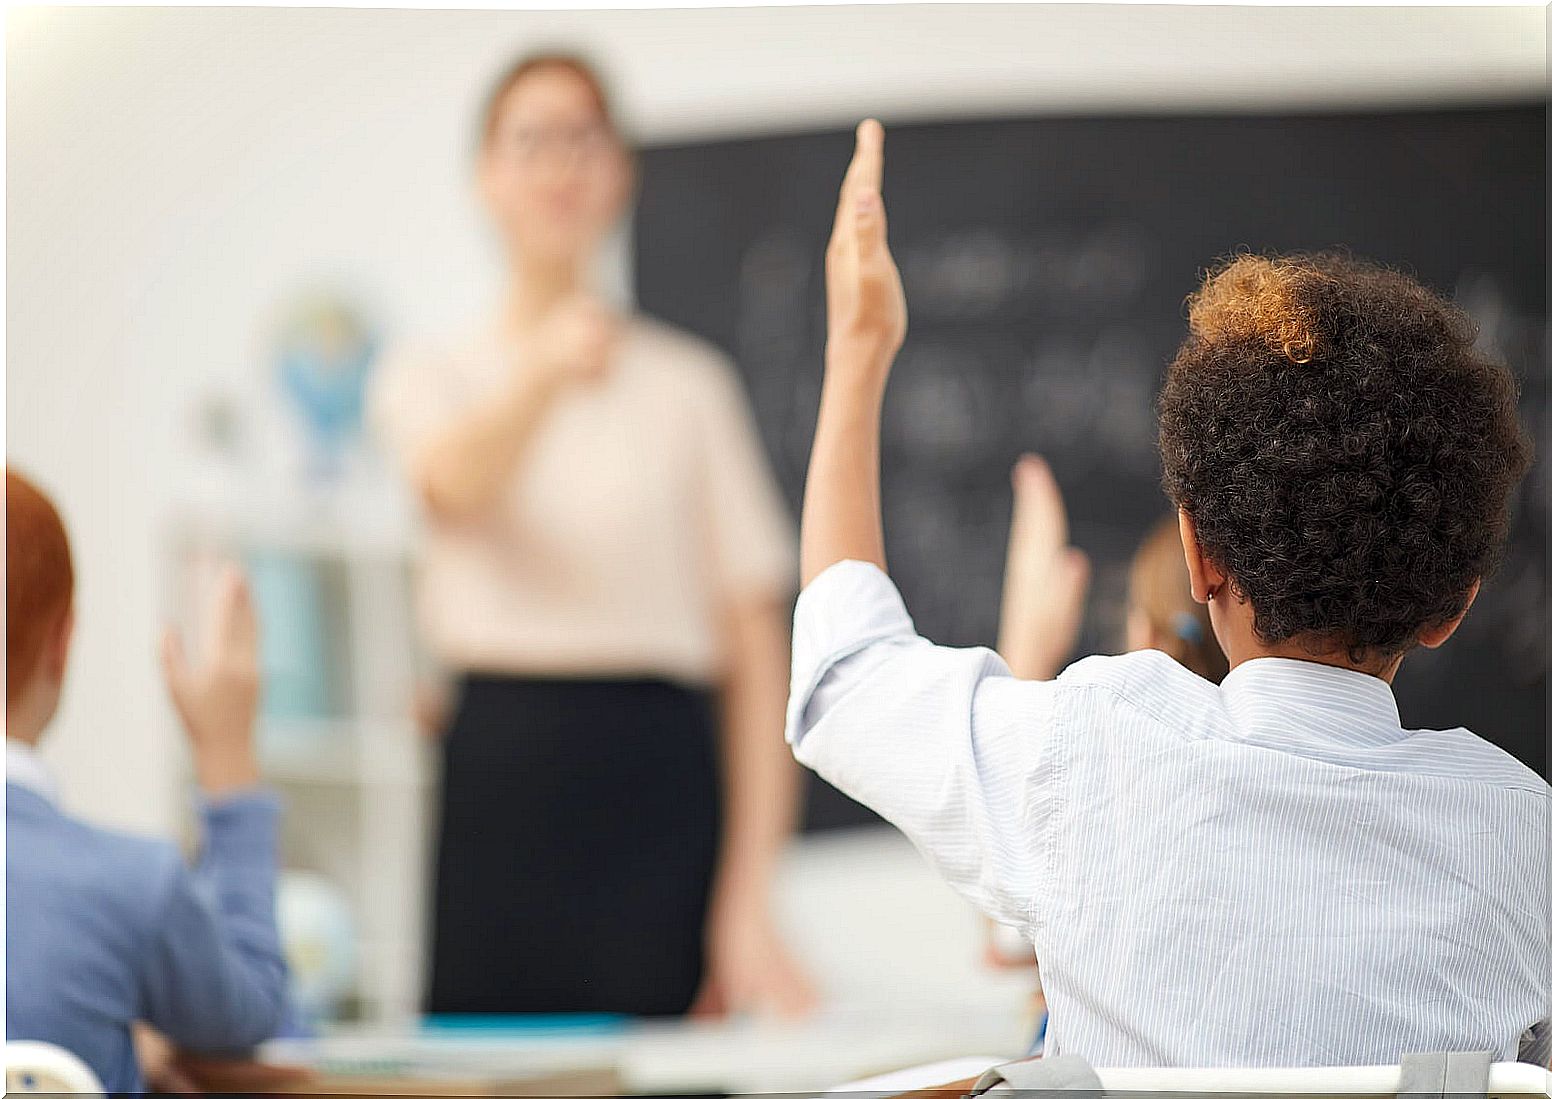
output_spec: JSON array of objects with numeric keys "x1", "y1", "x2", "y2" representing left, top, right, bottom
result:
[
  {"x1": 260, "y1": 1005, "x2": 1031, "y2": 1095},
  {"x1": 265, "y1": 1066, "x2": 622, "y2": 1096}
]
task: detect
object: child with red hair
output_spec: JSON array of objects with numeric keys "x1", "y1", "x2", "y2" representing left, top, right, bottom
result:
[{"x1": 6, "y1": 468, "x2": 289, "y2": 1091}]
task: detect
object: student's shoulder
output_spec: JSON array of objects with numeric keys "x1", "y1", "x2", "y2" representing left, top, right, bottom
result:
[
  {"x1": 1055, "y1": 649, "x2": 1225, "y2": 735},
  {"x1": 1402, "y1": 725, "x2": 1550, "y2": 798},
  {"x1": 12, "y1": 800, "x2": 186, "y2": 918},
  {"x1": 68, "y1": 813, "x2": 183, "y2": 885},
  {"x1": 1057, "y1": 647, "x2": 1214, "y2": 695}
]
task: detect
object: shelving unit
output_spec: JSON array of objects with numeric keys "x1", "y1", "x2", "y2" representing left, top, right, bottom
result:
[{"x1": 165, "y1": 487, "x2": 435, "y2": 1025}]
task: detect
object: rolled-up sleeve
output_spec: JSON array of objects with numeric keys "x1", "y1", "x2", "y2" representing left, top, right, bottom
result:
[
  {"x1": 139, "y1": 789, "x2": 288, "y2": 1052},
  {"x1": 786, "y1": 560, "x2": 1062, "y2": 930}
]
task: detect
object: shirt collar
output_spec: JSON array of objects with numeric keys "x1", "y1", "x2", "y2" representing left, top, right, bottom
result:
[
  {"x1": 1219, "y1": 657, "x2": 1406, "y2": 748},
  {"x1": 6, "y1": 738, "x2": 59, "y2": 805}
]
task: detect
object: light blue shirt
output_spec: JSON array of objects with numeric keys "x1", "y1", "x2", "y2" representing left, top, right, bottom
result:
[
  {"x1": 787, "y1": 561, "x2": 1551, "y2": 1068},
  {"x1": 6, "y1": 742, "x2": 290, "y2": 1091}
]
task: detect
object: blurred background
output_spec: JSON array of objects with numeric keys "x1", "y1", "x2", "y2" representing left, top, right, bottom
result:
[{"x1": 7, "y1": 3, "x2": 1546, "y2": 1080}]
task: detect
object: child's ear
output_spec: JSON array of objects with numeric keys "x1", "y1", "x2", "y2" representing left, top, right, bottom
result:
[
  {"x1": 1176, "y1": 510, "x2": 1225, "y2": 604},
  {"x1": 1416, "y1": 579, "x2": 1480, "y2": 650}
]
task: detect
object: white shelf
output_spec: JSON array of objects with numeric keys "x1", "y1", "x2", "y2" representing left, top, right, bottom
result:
[
  {"x1": 259, "y1": 717, "x2": 429, "y2": 788},
  {"x1": 167, "y1": 496, "x2": 434, "y2": 1027},
  {"x1": 166, "y1": 482, "x2": 420, "y2": 565}
]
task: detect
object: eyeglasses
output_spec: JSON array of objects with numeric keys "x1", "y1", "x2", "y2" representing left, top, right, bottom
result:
[{"x1": 498, "y1": 122, "x2": 615, "y2": 166}]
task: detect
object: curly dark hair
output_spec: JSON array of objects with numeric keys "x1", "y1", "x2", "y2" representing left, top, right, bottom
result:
[{"x1": 1158, "y1": 252, "x2": 1532, "y2": 663}]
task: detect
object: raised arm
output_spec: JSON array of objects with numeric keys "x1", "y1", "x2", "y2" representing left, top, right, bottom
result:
[
  {"x1": 800, "y1": 119, "x2": 907, "y2": 585},
  {"x1": 150, "y1": 568, "x2": 287, "y2": 1050},
  {"x1": 786, "y1": 123, "x2": 1059, "y2": 931}
]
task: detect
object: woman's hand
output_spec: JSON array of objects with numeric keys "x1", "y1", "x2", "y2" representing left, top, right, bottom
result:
[
  {"x1": 161, "y1": 566, "x2": 263, "y2": 798},
  {"x1": 692, "y1": 893, "x2": 818, "y2": 1021},
  {"x1": 824, "y1": 119, "x2": 906, "y2": 393},
  {"x1": 997, "y1": 455, "x2": 1091, "y2": 680},
  {"x1": 413, "y1": 294, "x2": 617, "y2": 523},
  {"x1": 526, "y1": 294, "x2": 618, "y2": 390}
]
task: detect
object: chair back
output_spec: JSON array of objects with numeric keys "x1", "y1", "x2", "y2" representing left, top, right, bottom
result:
[
  {"x1": 1085, "y1": 1061, "x2": 1550, "y2": 1097},
  {"x1": 839, "y1": 1057, "x2": 1552, "y2": 1099},
  {"x1": 5, "y1": 1041, "x2": 106, "y2": 1095}
]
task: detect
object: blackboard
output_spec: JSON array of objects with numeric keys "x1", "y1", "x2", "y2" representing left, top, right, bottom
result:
[{"x1": 634, "y1": 104, "x2": 1548, "y2": 829}]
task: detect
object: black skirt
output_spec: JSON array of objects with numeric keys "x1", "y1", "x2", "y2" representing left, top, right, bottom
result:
[{"x1": 426, "y1": 675, "x2": 722, "y2": 1017}]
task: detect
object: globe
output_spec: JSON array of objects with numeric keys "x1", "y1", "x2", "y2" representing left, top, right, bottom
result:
[
  {"x1": 275, "y1": 295, "x2": 378, "y2": 482},
  {"x1": 276, "y1": 870, "x2": 358, "y2": 1025}
]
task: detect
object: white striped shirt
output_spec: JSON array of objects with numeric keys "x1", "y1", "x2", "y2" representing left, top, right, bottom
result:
[{"x1": 787, "y1": 560, "x2": 1551, "y2": 1067}]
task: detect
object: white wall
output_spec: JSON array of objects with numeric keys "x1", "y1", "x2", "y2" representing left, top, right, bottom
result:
[{"x1": 7, "y1": 4, "x2": 1544, "y2": 834}]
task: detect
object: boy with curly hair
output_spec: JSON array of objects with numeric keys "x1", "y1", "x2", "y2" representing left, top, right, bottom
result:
[{"x1": 787, "y1": 122, "x2": 1548, "y2": 1066}]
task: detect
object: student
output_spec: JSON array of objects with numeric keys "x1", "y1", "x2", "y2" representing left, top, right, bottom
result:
[
  {"x1": 788, "y1": 122, "x2": 1549, "y2": 1066},
  {"x1": 5, "y1": 469, "x2": 289, "y2": 1091}
]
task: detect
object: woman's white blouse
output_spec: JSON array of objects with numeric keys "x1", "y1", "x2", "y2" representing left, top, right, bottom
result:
[
  {"x1": 373, "y1": 316, "x2": 794, "y2": 684},
  {"x1": 787, "y1": 559, "x2": 1551, "y2": 1068}
]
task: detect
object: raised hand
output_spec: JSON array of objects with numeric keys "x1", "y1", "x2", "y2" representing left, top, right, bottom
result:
[
  {"x1": 998, "y1": 455, "x2": 1091, "y2": 680},
  {"x1": 824, "y1": 119, "x2": 907, "y2": 388},
  {"x1": 162, "y1": 566, "x2": 262, "y2": 797},
  {"x1": 800, "y1": 119, "x2": 908, "y2": 584}
]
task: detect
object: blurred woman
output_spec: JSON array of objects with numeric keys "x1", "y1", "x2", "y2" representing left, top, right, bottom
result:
[{"x1": 372, "y1": 54, "x2": 812, "y2": 1018}]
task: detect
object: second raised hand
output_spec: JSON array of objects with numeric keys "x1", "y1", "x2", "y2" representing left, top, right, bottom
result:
[
  {"x1": 824, "y1": 119, "x2": 907, "y2": 388},
  {"x1": 998, "y1": 455, "x2": 1092, "y2": 680},
  {"x1": 161, "y1": 566, "x2": 263, "y2": 798}
]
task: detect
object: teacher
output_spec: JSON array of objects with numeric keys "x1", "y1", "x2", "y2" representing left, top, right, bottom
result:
[{"x1": 373, "y1": 53, "x2": 813, "y2": 1018}]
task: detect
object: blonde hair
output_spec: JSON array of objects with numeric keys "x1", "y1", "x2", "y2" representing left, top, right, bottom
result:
[{"x1": 1128, "y1": 515, "x2": 1227, "y2": 683}]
